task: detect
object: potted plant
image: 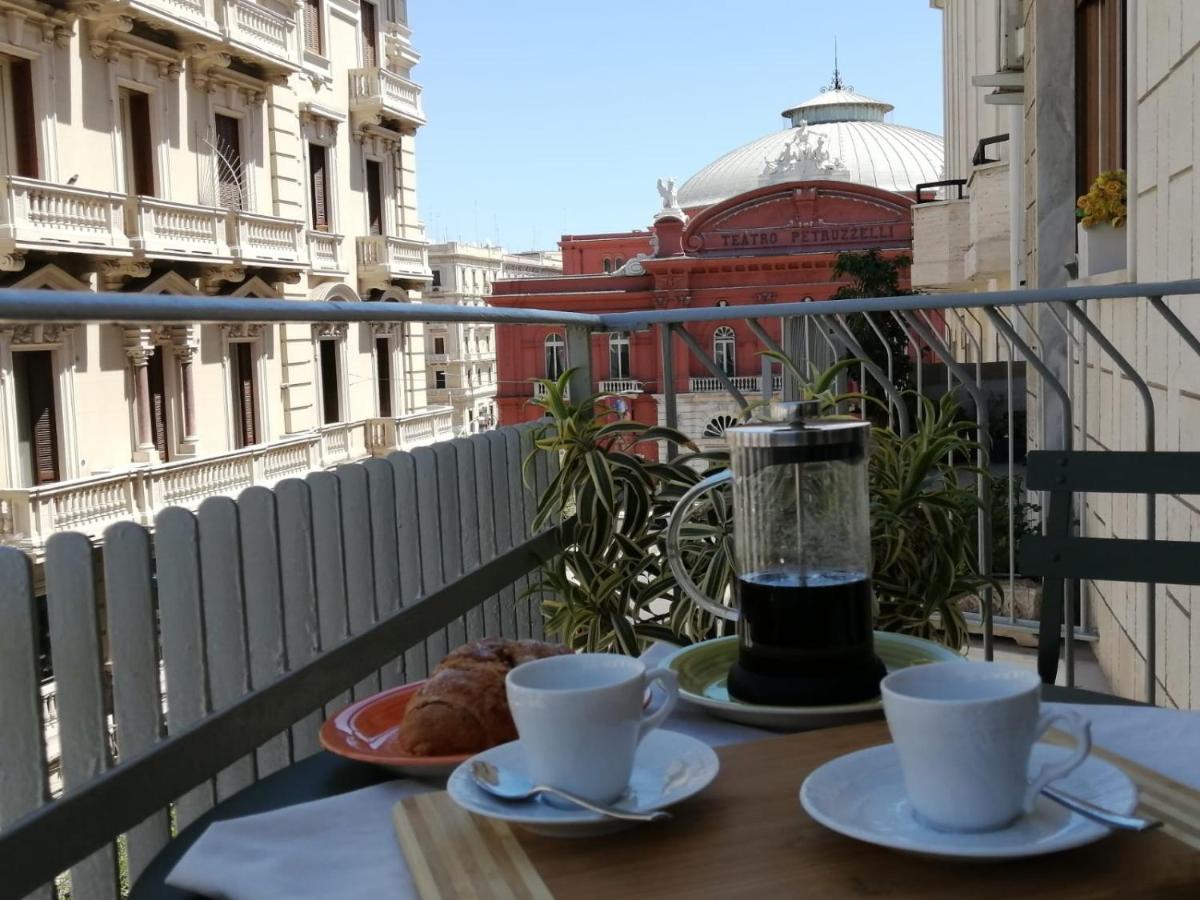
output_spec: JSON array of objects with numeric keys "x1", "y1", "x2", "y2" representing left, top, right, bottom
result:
[
  {"x1": 1076, "y1": 170, "x2": 1127, "y2": 277},
  {"x1": 527, "y1": 362, "x2": 994, "y2": 655}
]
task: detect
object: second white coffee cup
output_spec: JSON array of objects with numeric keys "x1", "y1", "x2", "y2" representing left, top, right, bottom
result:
[
  {"x1": 882, "y1": 661, "x2": 1093, "y2": 833},
  {"x1": 506, "y1": 653, "x2": 679, "y2": 804}
]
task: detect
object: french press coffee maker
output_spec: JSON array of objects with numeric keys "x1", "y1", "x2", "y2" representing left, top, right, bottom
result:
[{"x1": 665, "y1": 402, "x2": 886, "y2": 706}]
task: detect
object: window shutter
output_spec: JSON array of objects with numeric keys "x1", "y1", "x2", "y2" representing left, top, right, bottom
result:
[
  {"x1": 234, "y1": 343, "x2": 257, "y2": 447},
  {"x1": 11, "y1": 59, "x2": 38, "y2": 178},
  {"x1": 129, "y1": 91, "x2": 156, "y2": 197},
  {"x1": 303, "y1": 0, "x2": 323, "y2": 54},
  {"x1": 24, "y1": 351, "x2": 60, "y2": 485},
  {"x1": 361, "y1": 2, "x2": 378, "y2": 67},
  {"x1": 375, "y1": 337, "x2": 392, "y2": 418},
  {"x1": 309, "y1": 143, "x2": 328, "y2": 230},
  {"x1": 148, "y1": 346, "x2": 169, "y2": 460},
  {"x1": 365, "y1": 159, "x2": 383, "y2": 236}
]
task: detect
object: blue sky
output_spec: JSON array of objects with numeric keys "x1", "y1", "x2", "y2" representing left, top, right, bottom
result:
[{"x1": 409, "y1": 1, "x2": 943, "y2": 252}]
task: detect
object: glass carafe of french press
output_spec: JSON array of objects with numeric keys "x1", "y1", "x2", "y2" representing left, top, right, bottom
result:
[{"x1": 666, "y1": 402, "x2": 886, "y2": 706}]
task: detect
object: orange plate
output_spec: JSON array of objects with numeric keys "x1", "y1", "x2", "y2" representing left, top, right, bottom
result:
[{"x1": 319, "y1": 681, "x2": 470, "y2": 778}]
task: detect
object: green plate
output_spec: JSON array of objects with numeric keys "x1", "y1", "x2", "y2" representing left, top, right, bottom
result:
[{"x1": 662, "y1": 632, "x2": 964, "y2": 732}]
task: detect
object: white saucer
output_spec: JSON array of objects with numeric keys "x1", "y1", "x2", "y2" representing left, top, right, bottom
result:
[
  {"x1": 447, "y1": 729, "x2": 719, "y2": 837},
  {"x1": 800, "y1": 743, "x2": 1138, "y2": 860}
]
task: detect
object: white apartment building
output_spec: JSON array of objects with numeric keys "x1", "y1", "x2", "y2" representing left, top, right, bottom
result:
[
  {"x1": 426, "y1": 242, "x2": 560, "y2": 435},
  {"x1": 920, "y1": 0, "x2": 1200, "y2": 707},
  {"x1": 0, "y1": 0, "x2": 451, "y2": 551}
]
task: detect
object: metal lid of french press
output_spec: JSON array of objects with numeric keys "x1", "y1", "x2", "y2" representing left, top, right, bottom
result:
[{"x1": 723, "y1": 400, "x2": 869, "y2": 458}]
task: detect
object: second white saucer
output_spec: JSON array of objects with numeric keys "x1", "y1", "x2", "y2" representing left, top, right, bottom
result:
[{"x1": 800, "y1": 742, "x2": 1138, "y2": 860}]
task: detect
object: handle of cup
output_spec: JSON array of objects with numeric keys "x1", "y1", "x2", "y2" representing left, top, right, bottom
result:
[
  {"x1": 1023, "y1": 709, "x2": 1093, "y2": 813},
  {"x1": 637, "y1": 667, "x2": 679, "y2": 742},
  {"x1": 664, "y1": 469, "x2": 738, "y2": 622}
]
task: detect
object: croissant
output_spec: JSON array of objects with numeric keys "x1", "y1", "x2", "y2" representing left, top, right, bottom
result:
[{"x1": 401, "y1": 638, "x2": 571, "y2": 756}]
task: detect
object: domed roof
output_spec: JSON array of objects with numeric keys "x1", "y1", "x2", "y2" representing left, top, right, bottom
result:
[{"x1": 677, "y1": 82, "x2": 943, "y2": 209}]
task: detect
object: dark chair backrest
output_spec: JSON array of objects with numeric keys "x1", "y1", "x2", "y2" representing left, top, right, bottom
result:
[{"x1": 1018, "y1": 450, "x2": 1200, "y2": 691}]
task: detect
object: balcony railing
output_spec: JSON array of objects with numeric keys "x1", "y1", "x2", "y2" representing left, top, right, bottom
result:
[
  {"x1": 0, "y1": 176, "x2": 131, "y2": 255},
  {"x1": 599, "y1": 378, "x2": 643, "y2": 393},
  {"x1": 357, "y1": 233, "x2": 431, "y2": 284},
  {"x1": 131, "y1": 0, "x2": 217, "y2": 33},
  {"x1": 348, "y1": 66, "x2": 427, "y2": 128},
  {"x1": 230, "y1": 210, "x2": 307, "y2": 266},
  {"x1": 127, "y1": 196, "x2": 230, "y2": 259},
  {"x1": 688, "y1": 375, "x2": 782, "y2": 393},
  {"x1": 0, "y1": 410, "x2": 457, "y2": 551},
  {"x1": 307, "y1": 229, "x2": 345, "y2": 274},
  {"x1": 219, "y1": 0, "x2": 299, "y2": 71},
  {"x1": 6, "y1": 282, "x2": 1200, "y2": 897},
  {"x1": 366, "y1": 407, "x2": 455, "y2": 453}
]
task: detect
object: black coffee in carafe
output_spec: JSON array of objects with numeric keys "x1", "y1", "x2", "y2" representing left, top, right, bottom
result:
[
  {"x1": 665, "y1": 402, "x2": 887, "y2": 708},
  {"x1": 726, "y1": 570, "x2": 886, "y2": 706}
]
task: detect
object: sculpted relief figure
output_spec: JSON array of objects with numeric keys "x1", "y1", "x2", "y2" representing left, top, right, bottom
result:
[
  {"x1": 761, "y1": 120, "x2": 848, "y2": 185},
  {"x1": 657, "y1": 177, "x2": 679, "y2": 210}
]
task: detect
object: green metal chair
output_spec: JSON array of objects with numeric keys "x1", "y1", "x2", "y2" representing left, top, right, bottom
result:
[{"x1": 1018, "y1": 450, "x2": 1200, "y2": 694}]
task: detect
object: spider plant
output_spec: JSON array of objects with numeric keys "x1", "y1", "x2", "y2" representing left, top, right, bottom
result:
[{"x1": 524, "y1": 371, "x2": 733, "y2": 654}]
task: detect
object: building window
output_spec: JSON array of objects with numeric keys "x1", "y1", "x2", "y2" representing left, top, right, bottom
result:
[
  {"x1": 308, "y1": 142, "x2": 330, "y2": 231},
  {"x1": 1, "y1": 56, "x2": 38, "y2": 177},
  {"x1": 148, "y1": 345, "x2": 169, "y2": 460},
  {"x1": 12, "y1": 350, "x2": 59, "y2": 485},
  {"x1": 303, "y1": 0, "x2": 324, "y2": 55},
  {"x1": 360, "y1": 0, "x2": 378, "y2": 67},
  {"x1": 434, "y1": 370, "x2": 446, "y2": 389},
  {"x1": 602, "y1": 257, "x2": 612, "y2": 273},
  {"x1": 1075, "y1": 0, "x2": 1126, "y2": 196},
  {"x1": 213, "y1": 113, "x2": 245, "y2": 211},
  {"x1": 544, "y1": 332, "x2": 565, "y2": 380},
  {"x1": 431, "y1": 269, "x2": 442, "y2": 289},
  {"x1": 230, "y1": 342, "x2": 258, "y2": 448},
  {"x1": 713, "y1": 326, "x2": 736, "y2": 376},
  {"x1": 608, "y1": 331, "x2": 630, "y2": 379},
  {"x1": 433, "y1": 335, "x2": 446, "y2": 355},
  {"x1": 120, "y1": 89, "x2": 156, "y2": 197},
  {"x1": 318, "y1": 338, "x2": 342, "y2": 424},
  {"x1": 375, "y1": 336, "x2": 392, "y2": 418},
  {"x1": 365, "y1": 158, "x2": 383, "y2": 235}
]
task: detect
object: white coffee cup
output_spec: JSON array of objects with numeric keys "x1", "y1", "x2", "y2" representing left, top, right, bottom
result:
[
  {"x1": 881, "y1": 661, "x2": 1092, "y2": 833},
  {"x1": 506, "y1": 653, "x2": 679, "y2": 804}
]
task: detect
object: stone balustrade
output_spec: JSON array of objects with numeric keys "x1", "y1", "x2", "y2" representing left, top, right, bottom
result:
[
  {"x1": 599, "y1": 379, "x2": 643, "y2": 393},
  {"x1": 128, "y1": 197, "x2": 230, "y2": 259},
  {"x1": 230, "y1": 210, "x2": 307, "y2": 265},
  {"x1": 0, "y1": 412, "x2": 462, "y2": 551},
  {"x1": 348, "y1": 66, "x2": 426, "y2": 128},
  {"x1": 356, "y1": 234, "x2": 431, "y2": 284},
  {"x1": 221, "y1": 0, "x2": 298, "y2": 69},
  {"x1": 307, "y1": 229, "x2": 345, "y2": 274},
  {"x1": 0, "y1": 176, "x2": 131, "y2": 254}
]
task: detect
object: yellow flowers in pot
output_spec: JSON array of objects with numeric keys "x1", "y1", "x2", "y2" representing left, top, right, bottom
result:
[{"x1": 1076, "y1": 170, "x2": 1127, "y2": 229}]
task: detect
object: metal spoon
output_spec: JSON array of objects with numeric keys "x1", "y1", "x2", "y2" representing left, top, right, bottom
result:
[
  {"x1": 469, "y1": 760, "x2": 670, "y2": 823},
  {"x1": 1042, "y1": 785, "x2": 1162, "y2": 832}
]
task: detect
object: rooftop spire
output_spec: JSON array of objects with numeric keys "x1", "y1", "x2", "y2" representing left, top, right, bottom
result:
[{"x1": 823, "y1": 38, "x2": 853, "y2": 93}]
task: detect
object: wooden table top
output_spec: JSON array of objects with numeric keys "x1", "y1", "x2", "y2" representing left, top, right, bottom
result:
[{"x1": 514, "y1": 721, "x2": 1200, "y2": 899}]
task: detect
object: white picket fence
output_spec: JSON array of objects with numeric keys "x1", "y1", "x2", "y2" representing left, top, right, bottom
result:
[{"x1": 0, "y1": 425, "x2": 556, "y2": 900}]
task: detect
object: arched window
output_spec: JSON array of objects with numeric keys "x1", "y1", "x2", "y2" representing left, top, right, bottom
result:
[
  {"x1": 713, "y1": 326, "x2": 736, "y2": 376},
  {"x1": 608, "y1": 331, "x2": 630, "y2": 379},
  {"x1": 544, "y1": 332, "x2": 565, "y2": 380},
  {"x1": 602, "y1": 257, "x2": 612, "y2": 273},
  {"x1": 615, "y1": 257, "x2": 626, "y2": 269},
  {"x1": 703, "y1": 415, "x2": 739, "y2": 438}
]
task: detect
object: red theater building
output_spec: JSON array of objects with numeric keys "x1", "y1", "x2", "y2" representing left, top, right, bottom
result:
[{"x1": 491, "y1": 83, "x2": 943, "y2": 446}]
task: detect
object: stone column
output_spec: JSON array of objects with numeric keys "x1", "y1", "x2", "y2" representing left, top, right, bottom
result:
[{"x1": 126, "y1": 343, "x2": 157, "y2": 461}]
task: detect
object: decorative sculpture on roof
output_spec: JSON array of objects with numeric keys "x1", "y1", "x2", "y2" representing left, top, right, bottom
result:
[
  {"x1": 657, "y1": 177, "x2": 679, "y2": 210},
  {"x1": 760, "y1": 120, "x2": 849, "y2": 185}
]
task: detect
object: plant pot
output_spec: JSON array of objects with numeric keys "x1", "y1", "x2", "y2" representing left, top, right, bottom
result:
[{"x1": 1077, "y1": 221, "x2": 1126, "y2": 277}]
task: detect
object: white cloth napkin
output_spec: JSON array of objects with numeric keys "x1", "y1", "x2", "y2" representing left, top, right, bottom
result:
[{"x1": 167, "y1": 643, "x2": 1200, "y2": 899}]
